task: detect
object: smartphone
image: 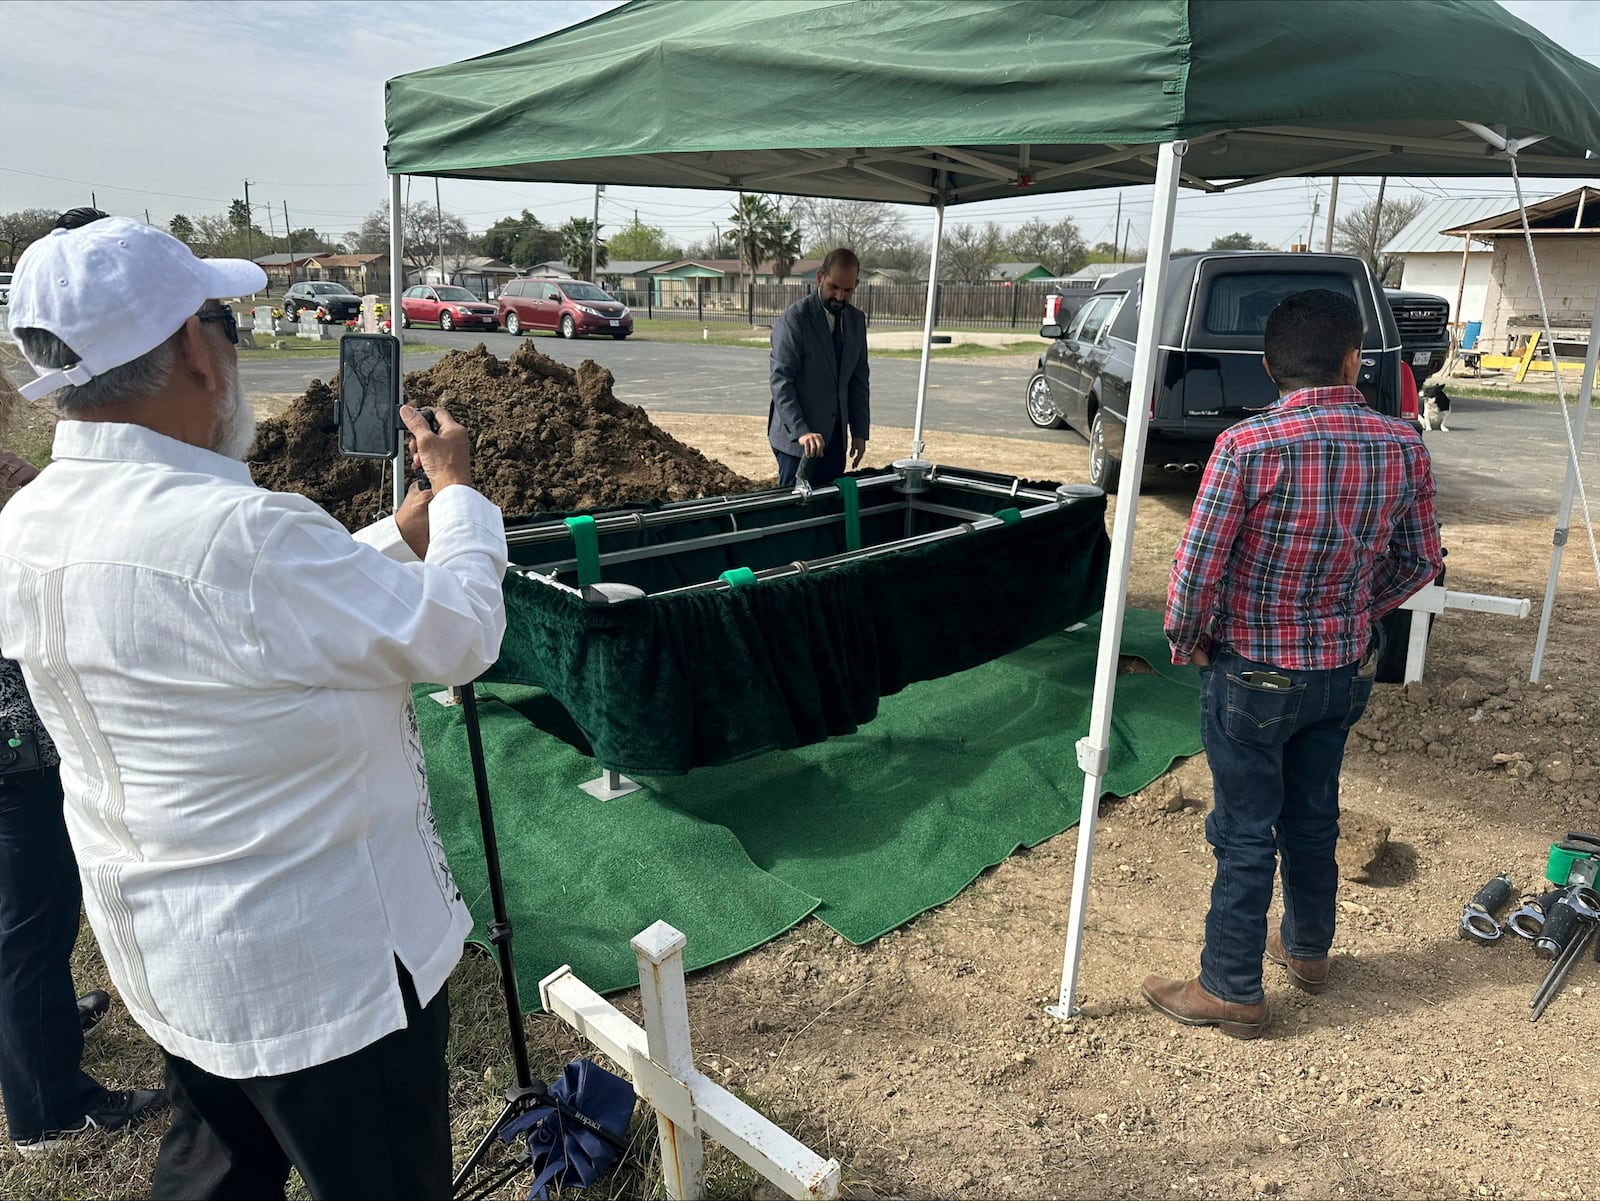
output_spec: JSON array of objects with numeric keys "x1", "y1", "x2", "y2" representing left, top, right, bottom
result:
[
  {"x1": 336, "y1": 334, "x2": 402, "y2": 458},
  {"x1": 1240, "y1": 670, "x2": 1293, "y2": 691}
]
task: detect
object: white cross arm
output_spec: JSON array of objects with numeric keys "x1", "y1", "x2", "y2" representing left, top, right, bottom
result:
[
  {"x1": 1398, "y1": 585, "x2": 1531, "y2": 618},
  {"x1": 540, "y1": 952, "x2": 841, "y2": 1201}
]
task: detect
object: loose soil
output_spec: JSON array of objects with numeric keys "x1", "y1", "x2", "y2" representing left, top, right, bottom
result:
[
  {"x1": 246, "y1": 342, "x2": 753, "y2": 529},
  {"x1": 3, "y1": 345, "x2": 1596, "y2": 1199}
]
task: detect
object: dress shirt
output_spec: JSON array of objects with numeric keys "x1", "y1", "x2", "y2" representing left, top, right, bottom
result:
[
  {"x1": 1165, "y1": 385, "x2": 1442, "y2": 670},
  {"x1": 0, "y1": 420, "x2": 508, "y2": 1078}
]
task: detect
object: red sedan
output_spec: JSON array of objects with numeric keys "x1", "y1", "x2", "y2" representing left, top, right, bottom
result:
[{"x1": 399, "y1": 285, "x2": 499, "y2": 332}]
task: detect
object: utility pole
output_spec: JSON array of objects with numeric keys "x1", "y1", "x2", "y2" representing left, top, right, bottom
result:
[
  {"x1": 242, "y1": 180, "x2": 255, "y2": 295},
  {"x1": 435, "y1": 178, "x2": 445, "y2": 286},
  {"x1": 1323, "y1": 177, "x2": 1339, "y2": 252},
  {"x1": 284, "y1": 201, "x2": 296, "y2": 283},
  {"x1": 91, "y1": 191, "x2": 97, "y2": 209},
  {"x1": 1119, "y1": 218, "x2": 1131, "y2": 266},
  {"x1": 1307, "y1": 197, "x2": 1320, "y2": 251},
  {"x1": 1113, "y1": 191, "x2": 1122, "y2": 260},
  {"x1": 144, "y1": 208, "x2": 150, "y2": 224},
  {"x1": 590, "y1": 183, "x2": 603, "y2": 282},
  {"x1": 1368, "y1": 175, "x2": 1388, "y2": 275}
]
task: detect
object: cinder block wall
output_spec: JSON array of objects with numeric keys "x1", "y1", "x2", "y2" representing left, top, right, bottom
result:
[{"x1": 1480, "y1": 236, "x2": 1600, "y2": 353}]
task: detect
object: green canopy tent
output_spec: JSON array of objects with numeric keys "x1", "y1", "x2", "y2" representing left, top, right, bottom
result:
[{"x1": 383, "y1": 0, "x2": 1600, "y2": 1016}]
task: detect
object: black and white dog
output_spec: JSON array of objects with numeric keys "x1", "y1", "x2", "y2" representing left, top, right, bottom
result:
[{"x1": 1419, "y1": 382, "x2": 1452, "y2": 432}]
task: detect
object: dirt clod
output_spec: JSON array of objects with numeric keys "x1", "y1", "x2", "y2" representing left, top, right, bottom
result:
[{"x1": 246, "y1": 343, "x2": 753, "y2": 530}]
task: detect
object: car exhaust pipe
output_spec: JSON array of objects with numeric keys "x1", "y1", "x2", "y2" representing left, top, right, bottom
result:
[{"x1": 1163, "y1": 462, "x2": 1202, "y2": 474}]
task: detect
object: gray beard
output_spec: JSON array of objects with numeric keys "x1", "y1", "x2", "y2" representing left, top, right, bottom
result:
[{"x1": 211, "y1": 359, "x2": 255, "y2": 461}]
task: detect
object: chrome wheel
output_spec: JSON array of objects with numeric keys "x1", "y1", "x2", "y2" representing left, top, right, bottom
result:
[
  {"x1": 505, "y1": 312, "x2": 520, "y2": 336},
  {"x1": 439, "y1": 311, "x2": 455, "y2": 332},
  {"x1": 1089, "y1": 410, "x2": 1120, "y2": 494},
  {"x1": 1026, "y1": 373, "x2": 1065, "y2": 429}
]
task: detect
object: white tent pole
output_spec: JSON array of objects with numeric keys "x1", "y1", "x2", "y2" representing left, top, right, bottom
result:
[
  {"x1": 389, "y1": 173, "x2": 406, "y2": 513},
  {"x1": 910, "y1": 198, "x2": 946, "y2": 460},
  {"x1": 1049, "y1": 139, "x2": 1187, "y2": 1022},
  {"x1": 1530, "y1": 290, "x2": 1599, "y2": 681}
]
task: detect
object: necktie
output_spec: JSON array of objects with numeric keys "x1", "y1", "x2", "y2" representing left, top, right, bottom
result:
[{"x1": 832, "y1": 306, "x2": 845, "y2": 370}]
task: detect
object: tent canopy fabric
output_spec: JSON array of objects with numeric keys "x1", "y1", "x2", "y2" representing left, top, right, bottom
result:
[{"x1": 385, "y1": 0, "x2": 1600, "y2": 202}]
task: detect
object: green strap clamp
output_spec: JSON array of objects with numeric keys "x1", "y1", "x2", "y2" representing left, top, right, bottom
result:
[
  {"x1": 563, "y1": 515, "x2": 602, "y2": 587},
  {"x1": 719, "y1": 567, "x2": 758, "y2": 590},
  {"x1": 835, "y1": 476, "x2": 862, "y2": 551},
  {"x1": 994, "y1": 507, "x2": 1022, "y2": 525}
]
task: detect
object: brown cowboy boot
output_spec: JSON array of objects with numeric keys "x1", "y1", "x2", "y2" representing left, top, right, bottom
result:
[
  {"x1": 1140, "y1": 975, "x2": 1269, "y2": 1039},
  {"x1": 1266, "y1": 929, "x2": 1331, "y2": 994}
]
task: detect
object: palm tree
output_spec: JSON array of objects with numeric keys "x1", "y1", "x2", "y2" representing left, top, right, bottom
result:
[
  {"x1": 729, "y1": 194, "x2": 774, "y2": 292},
  {"x1": 560, "y1": 218, "x2": 605, "y2": 280},
  {"x1": 766, "y1": 210, "x2": 803, "y2": 283}
]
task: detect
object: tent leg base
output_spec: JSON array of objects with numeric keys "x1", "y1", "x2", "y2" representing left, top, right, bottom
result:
[
  {"x1": 1044, "y1": 1003, "x2": 1081, "y2": 1021},
  {"x1": 581, "y1": 768, "x2": 641, "y2": 801}
]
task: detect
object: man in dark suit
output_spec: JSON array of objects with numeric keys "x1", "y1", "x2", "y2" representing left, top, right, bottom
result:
[{"x1": 768, "y1": 248, "x2": 870, "y2": 487}]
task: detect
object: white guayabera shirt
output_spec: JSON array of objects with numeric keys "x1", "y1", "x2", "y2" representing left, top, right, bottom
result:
[{"x1": 0, "y1": 421, "x2": 508, "y2": 1079}]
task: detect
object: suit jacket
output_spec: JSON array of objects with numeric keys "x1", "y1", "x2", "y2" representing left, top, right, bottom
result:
[{"x1": 768, "y1": 290, "x2": 870, "y2": 456}]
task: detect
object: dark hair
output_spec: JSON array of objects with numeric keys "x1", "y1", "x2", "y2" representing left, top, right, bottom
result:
[
  {"x1": 819, "y1": 247, "x2": 860, "y2": 278},
  {"x1": 54, "y1": 207, "x2": 111, "y2": 231},
  {"x1": 1262, "y1": 289, "x2": 1362, "y2": 390}
]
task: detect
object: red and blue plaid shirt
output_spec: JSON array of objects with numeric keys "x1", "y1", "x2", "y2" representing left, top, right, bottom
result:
[{"x1": 1165, "y1": 385, "x2": 1443, "y2": 670}]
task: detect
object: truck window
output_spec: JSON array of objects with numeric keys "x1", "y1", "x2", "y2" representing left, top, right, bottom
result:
[{"x1": 1202, "y1": 273, "x2": 1359, "y2": 336}]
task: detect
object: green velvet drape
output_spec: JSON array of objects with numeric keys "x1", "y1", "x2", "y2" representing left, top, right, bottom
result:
[{"x1": 485, "y1": 478, "x2": 1110, "y2": 775}]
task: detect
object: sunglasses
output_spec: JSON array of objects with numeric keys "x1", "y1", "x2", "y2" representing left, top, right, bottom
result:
[{"x1": 197, "y1": 305, "x2": 239, "y2": 346}]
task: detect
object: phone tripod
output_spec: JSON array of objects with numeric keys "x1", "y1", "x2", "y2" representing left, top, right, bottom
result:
[{"x1": 449, "y1": 682, "x2": 627, "y2": 1201}]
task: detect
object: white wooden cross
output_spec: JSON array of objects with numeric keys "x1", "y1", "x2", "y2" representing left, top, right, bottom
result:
[
  {"x1": 538, "y1": 921, "x2": 841, "y2": 1201},
  {"x1": 1395, "y1": 585, "x2": 1530, "y2": 683}
]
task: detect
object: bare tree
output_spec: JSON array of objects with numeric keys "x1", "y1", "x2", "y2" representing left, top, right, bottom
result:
[
  {"x1": 1332, "y1": 195, "x2": 1426, "y2": 285},
  {"x1": 349, "y1": 202, "x2": 471, "y2": 275},
  {"x1": 940, "y1": 222, "x2": 1006, "y2": 283},
  {"x1": 795, "y1": 198, "x2": 908, "y2": 260},
  {"x1": 1004, "y1": 217, "x2": 1088, "y2": 275}
]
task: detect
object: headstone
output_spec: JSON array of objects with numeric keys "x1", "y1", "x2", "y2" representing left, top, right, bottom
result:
[
  {"x1": 298, "y1": 312, "x2": 336, "y2": 341},
  {"x1": 251, "y1": 305, "x2": 276, "y2": 335},
  {"x1": 361, "y1": 294, "x2": 382, "y2": 334}
]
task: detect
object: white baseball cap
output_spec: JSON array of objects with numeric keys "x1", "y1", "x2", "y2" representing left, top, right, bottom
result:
[{"x1": 7, "y1": 216, "x2": 267, "y2": 401}]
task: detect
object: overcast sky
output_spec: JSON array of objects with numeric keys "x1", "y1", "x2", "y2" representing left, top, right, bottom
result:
[{"x1": 1, "y1": 0, "x2": 1596, "y2": 256}]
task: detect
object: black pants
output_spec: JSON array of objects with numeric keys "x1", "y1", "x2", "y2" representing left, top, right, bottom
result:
[
  {"x1": 0, "y1": 764, "x2": 107, "y2": 1142},
  {"x1": 151, "y1": 966, "x2": 452, "y2": 1200},
  {"x1": 774, "y1": 420, "x2": 846, "y2": 488}
]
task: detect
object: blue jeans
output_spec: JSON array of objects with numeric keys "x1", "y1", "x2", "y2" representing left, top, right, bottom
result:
[
  {"x1": 0, "y1": 764, "x2": 109, "y2": 1141},
  {"x1": 1197, "y1": 648, "x2": 1374, "y2": 1005}
]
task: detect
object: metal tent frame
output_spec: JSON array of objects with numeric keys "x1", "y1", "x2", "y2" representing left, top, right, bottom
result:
[{"x1": 378, "y1": 2, "x2": 1600, "y2": 1023}]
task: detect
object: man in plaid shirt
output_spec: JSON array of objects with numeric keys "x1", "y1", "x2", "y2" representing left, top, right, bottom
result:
[{"x1": 1143, "y1": 289, "x2": 1442, "y2": 1038}]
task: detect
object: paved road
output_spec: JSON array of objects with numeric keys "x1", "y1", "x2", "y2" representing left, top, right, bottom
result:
[
  {"x1": 238, "y1": 329, "x2": 1048, "y2": 442},
  {"x1": 4, "y1": 322, "x2": 1585, "y2": 513}
]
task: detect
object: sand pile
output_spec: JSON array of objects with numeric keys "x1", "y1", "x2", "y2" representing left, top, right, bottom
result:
[{"x1": 247, "y1": 343, "x2": 755, "y2": 530}]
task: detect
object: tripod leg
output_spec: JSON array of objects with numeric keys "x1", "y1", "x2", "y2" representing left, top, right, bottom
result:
[{"x1": 453, "y1": 683, "x2": 542, "y2": 1198}]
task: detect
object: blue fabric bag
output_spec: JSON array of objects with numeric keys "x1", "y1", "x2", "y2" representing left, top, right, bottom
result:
[{"x1": 498, "y1": 1058, "x2": 636, "y2": 1200}]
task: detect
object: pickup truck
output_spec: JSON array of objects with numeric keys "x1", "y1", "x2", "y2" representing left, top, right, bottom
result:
[
  {"x1": 1025, "y1": 251, "x2": 1406, "y2": 493},
  {"x1": 1385, "y1": 287, "x2": 1452, "y2": 387}
]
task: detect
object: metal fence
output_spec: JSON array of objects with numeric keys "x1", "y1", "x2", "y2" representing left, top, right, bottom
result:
[{"x1": 610, "y1": 280, "x2": 1069, "y2": 330}]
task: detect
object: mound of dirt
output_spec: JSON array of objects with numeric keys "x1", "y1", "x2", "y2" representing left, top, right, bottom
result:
[{"x1": 247, "y1": 343, "x2": 755, "y2": 530}]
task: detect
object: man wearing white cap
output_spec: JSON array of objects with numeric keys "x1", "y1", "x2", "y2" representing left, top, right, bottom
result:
[{"x1": 0, "y1": 216, "x2": 508, "y2": 1197}]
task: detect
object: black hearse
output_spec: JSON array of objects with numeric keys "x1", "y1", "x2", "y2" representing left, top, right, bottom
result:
[{"x1": 1025, "y1": 253, "x2": 1405, "y2": 492}]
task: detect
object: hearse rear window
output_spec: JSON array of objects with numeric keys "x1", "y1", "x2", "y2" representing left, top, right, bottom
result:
[{"x1": 1202, "y1": 273, "x2": 1358, "y2": 336}]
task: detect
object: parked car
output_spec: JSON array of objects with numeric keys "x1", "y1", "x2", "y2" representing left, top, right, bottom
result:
[
  {"x1": 0, "y1": 271, "x2": 13, "y2": 305},
  {"x1": 1024, "y1": 252, "x2": 1405, "y2": 494},
  {"x1": 1042, "y1": 288, "x2": 1089, "y2": 328},
  {"x1": 497, "y1": 278, "x2": 633, "y2": 339},
  {"x1": 1384, "y1": 287, "x2": 1452, "y2": 388},
  {"x1": 283, "y1": 281, "x2": 362, "y2": 322},
  {"x1": 399, "y1": 285, "x2": 499, "y2": 332}
]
